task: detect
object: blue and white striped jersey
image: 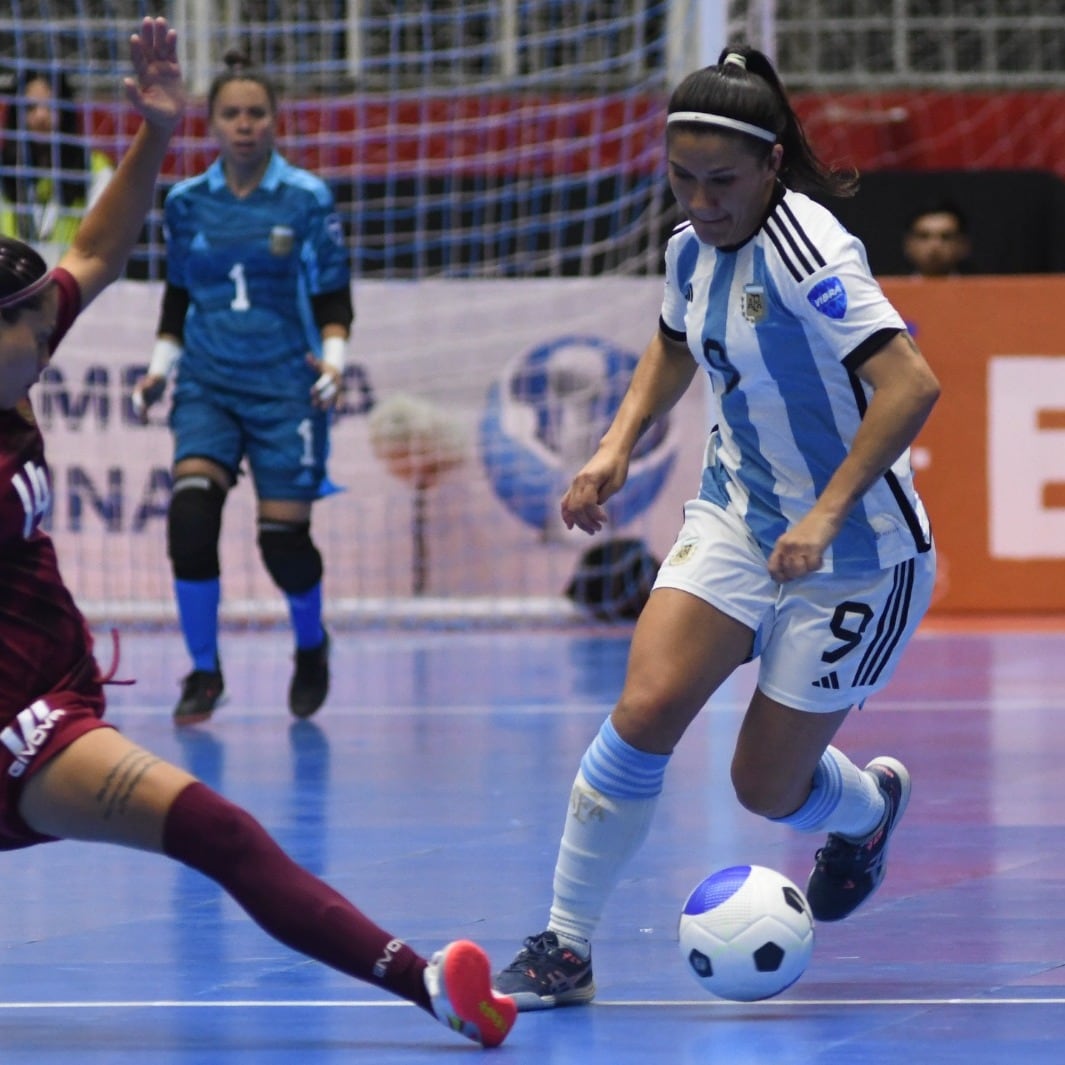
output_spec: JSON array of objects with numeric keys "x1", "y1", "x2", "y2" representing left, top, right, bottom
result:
[
  {"x1": 660, "y1": 185, "x2": 931, "y2": 574},
  {"x1": 164, "y1": 151, "x2": 350, "y2": 396}
]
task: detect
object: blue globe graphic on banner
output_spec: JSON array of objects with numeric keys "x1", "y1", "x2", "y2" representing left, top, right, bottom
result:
[{"x1": 480, "y1": 335, "x2": 677, "y2": 532}]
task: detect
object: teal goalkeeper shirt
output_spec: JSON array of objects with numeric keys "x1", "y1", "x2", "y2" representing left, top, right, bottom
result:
[{"x1": 163, "y1": 151, "x2": 351, "y2": 397}]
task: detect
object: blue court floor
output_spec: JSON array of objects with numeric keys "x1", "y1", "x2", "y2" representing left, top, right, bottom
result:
[{"x1": 2, "y1": 623, "x2": 1064, "y2": 1063}]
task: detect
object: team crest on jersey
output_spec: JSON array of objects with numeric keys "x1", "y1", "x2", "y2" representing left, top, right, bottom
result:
[
  {"x1": 325, "y1": 212, "x2": 345, "y2": 247},
  {"x1": 269, "y1": 225, "x2": 295, "y2": 256},
  {"x1": 741, "y1": 284, "x2": 767, "y2": 324},
  {"x1": 807, "y1": 275, "x2": 848, "y2": 320},
  {"x1": 667, "y1": 539, "x2": 698, "y2": 566}
]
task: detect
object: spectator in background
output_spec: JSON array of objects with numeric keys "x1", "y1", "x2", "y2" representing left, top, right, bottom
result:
[
  {"x1": 902, "y1": 199, "x2": 971, "y2": 278},
  {"x1": 0, "y1": 69, "x2": 115, "y2": 267}
]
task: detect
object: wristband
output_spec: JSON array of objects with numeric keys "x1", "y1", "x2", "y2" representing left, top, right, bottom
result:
[
  {"x1": 147, "y1": 336, "x2": 183, "y2": 378},
  {"x1": 321, "y1": 334, "x2": 347, "y2": 373}
]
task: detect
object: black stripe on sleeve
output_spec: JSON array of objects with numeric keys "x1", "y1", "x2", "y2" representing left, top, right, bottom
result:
[
  {"x1": 777, "y1": 199, "x2": 827, "y2": 269},
  {"x1": 763, "y1": 221, "x2": 805, "y2": 283},
  {"x1": 765, "y1": 213, "x2": 816, "y2": 276},
  {"x1": 842, "y1": 328, "x2": 906, "y2": 373},
  {"x1": 660, "y1": 316, "x2": 686, "y2": 342}
]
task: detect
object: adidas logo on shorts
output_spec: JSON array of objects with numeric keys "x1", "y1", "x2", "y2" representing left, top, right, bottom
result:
[{"x1": 1, "y1": 700, "x2": 67, "y2": 778}]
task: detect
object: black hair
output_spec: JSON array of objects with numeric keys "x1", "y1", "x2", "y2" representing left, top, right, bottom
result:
[
  {"x1": 1, "y1": 68, "x2": 95, "y2": 212},
  {"x1": 0, "y1": 235, "x2": 49, "y2": 323},
  {"x1": 905, "y1": 198, "x2": 969, "y2": 234},
  {"x1": 207, "y1": 49, "x2": 279, "y2": 118},
  {"x1": 667, "y1": 44, "x2": 858, "y2": 199}
]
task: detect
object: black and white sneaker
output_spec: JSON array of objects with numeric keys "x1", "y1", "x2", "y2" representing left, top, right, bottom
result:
[
  {"x1": 173, "y1": 667, "x2": 224, "y2": 725},
  {"x1": 806, "y1": 756, "x2": 911, "y2": 922},
  {"x1": 492, "y1": 931, "x2": 595, "y2": 1011},
  {"x1": 289, "y1": 632, "x2": 330, "y2": 718}
]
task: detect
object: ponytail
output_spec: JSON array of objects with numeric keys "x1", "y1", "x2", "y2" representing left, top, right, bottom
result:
[{"x1": 668, "y1": 45, "x2": 857, "y2": 199}]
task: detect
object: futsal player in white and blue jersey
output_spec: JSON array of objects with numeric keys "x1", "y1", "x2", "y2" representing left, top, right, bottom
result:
[
  {"x1": 495, "y1": 46, "x2": 941, "y2": 1010},
  {"x1": 132, "y1": 53, "x2": 354, "y2": 724}
]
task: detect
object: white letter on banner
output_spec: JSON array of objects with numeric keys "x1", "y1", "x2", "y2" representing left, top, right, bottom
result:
[{"x1": 988, "y1": 356, "x2": 1065, "y2": 559}]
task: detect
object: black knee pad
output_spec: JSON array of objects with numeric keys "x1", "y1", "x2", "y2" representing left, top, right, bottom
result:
[
  {"x1": 257, "y1": 520, "x2": 323, "y2": 595},
  {"x1": 167, "y1": 476, "x2": 226, "y2": 581}
]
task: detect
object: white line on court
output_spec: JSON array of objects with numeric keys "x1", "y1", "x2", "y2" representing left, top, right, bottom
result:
[{"x1": 0, "y1": 996, "x2": 1062, "y2": 1009}]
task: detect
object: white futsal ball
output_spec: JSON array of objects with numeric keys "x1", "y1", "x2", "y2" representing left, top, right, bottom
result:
[{"x1": 678, "y1": 864, "x2": 815, "y2": 1002}]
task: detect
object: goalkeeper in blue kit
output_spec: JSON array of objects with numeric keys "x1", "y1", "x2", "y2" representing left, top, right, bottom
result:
[{"x1": 133, "y1": 50, "x2": 353, "y2": 724}]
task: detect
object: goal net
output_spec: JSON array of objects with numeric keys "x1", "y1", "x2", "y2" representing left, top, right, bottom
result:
[
  {"x1": 2, "y1": 2, "x2": 1063, "y2": 625},
  {"x1": 4, "y1": 2, "x2": 1063, "y2": 279},
  {"x1": 2, "y1": 0, "x2": 687, "y2": 280}
]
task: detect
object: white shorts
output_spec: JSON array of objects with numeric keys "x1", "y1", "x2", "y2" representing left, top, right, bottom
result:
[{"x1": 653, "y1": 498, "x2": 936, "y2": 712}]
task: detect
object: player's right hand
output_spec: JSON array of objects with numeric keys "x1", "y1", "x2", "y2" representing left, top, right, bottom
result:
[
  {"x1": 561, "y1": 451, "x2": 630, "y2": 534},
  {"x1": 131, "y1": 374, "x2": 167, "y2": 424},
  {"x1": 124, "y1": 17, "x2": 186, "y2": 132}
]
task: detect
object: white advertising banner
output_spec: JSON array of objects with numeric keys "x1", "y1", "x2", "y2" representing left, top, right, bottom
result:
[
  {"x1": 988, "y1": 356, "x2": 1065, "y2": 559},
  {"x1": 40, "y1": 278, "x2": 710, "y2": 622}
]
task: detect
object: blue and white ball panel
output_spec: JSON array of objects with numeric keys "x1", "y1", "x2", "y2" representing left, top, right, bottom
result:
[{"x1": 682, "y1": 864, "x2": 754, "y2": 916}]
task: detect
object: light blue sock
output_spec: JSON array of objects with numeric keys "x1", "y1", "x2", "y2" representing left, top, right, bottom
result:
[
  {"x1": 175, "y1": 577, "x2": 221, "y2": 672},
  {"x1": 548, "y1": 719, "x2": 671, "y2": 949},
  {"x1": 772, "y1": 745, "x2": 885, "y2": 839}
]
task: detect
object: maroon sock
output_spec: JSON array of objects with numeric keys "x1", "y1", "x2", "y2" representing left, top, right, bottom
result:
[{"x1": 162, "y1": 781, "x2": 432, "y2": 1012}]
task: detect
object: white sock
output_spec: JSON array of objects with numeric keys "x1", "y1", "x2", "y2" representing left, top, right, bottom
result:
[
  {"x1": 546, "y1": 768, "x2": 658, "y2": 952},
  {"x1": 825, "y1": 748, "x2": 886, "y2": 840},
  {"x1": 773, "y1": 746, "x2": 886, "y2": 840}
]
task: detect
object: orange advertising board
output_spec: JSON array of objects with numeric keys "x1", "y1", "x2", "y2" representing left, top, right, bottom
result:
[{"x1": 882, "y1": 276, "x2": 1065, "y2": 614}]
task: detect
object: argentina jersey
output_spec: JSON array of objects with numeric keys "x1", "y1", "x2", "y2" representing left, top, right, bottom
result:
[
  {"x1": 164, "y1": 152, "x2": 350, "y2": 396},
  {"x1": 660, "y1": 186, "x2": 931, "y2": 575}
]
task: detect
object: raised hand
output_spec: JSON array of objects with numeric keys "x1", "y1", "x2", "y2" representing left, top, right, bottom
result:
[{"x1": 124, "y1": 16, "x2": 186, "y2": 131}]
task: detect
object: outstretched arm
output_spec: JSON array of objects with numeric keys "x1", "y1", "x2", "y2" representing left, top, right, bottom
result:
[{"x1": 58, "y1": 17, "x2": 186, "y2": 307}]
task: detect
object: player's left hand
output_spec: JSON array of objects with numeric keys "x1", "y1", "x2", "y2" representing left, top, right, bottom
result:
[
  {"x1": 131, "y1": 374, "x2": 167, "y2": 424},
  {"x1": 307, "y1": 352, "x2": 343, "y2": 410},
  {"x1": 124, "y1": 17, "x2": 186, "y2": 132},
  {"x1": 767, "y1": 511, "x2": 838, "y2": 582}
]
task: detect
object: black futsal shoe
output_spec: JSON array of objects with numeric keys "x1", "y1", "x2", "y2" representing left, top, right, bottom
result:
[
  {"x1": 173, "y1": 667, "x2": 224, "y2": 725},
  {"x1": 289, "y1": 632, "x2": 330, "y2": 718},
  {"x1": 806, "y1": 756, "x2": 911, "y2": 922}
]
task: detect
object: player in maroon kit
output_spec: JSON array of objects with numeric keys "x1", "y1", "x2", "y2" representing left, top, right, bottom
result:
[{"x1": 0, "y1": 17, "x2": 515, "y2": 1049}]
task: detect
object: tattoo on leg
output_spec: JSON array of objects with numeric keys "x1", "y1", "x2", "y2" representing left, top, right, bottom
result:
[{"x1": 95, "y1": 749, "x2": 161, "y2": 819}]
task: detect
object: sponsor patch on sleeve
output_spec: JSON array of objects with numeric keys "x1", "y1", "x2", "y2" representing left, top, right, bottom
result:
[{"x1": 807, "y1": 276, "x2": 847, "y2": 320}]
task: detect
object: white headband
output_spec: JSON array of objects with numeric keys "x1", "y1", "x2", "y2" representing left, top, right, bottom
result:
[{"x1": 666, "y1": 111, "x2": 777, "y2": 143}]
